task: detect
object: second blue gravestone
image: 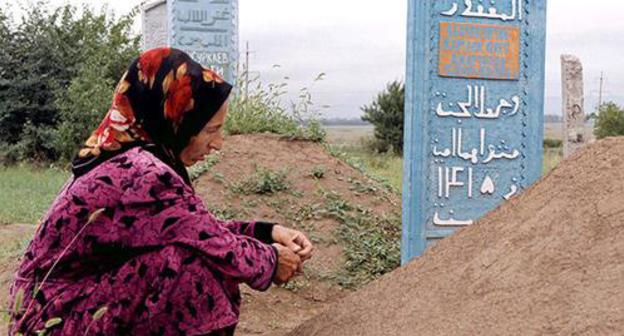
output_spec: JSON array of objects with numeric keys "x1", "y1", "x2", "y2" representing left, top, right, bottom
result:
[{"x1": 402, "y1": 0, "x2": 548, "y2": 263}]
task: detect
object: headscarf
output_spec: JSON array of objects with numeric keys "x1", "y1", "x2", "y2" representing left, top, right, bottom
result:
[{"x1": 71, "y1": 48, "x2": 232, "y2": 185}]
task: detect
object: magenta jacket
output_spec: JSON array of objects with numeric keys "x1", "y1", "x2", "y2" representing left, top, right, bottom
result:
[{"x1": 9, "y1": 146, "x2": 277, "y2": 335}]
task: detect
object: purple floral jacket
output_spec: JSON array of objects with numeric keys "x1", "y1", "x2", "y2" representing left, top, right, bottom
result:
[{"x1": 9, "y1": 146, "x2": 277, "y2": 335}]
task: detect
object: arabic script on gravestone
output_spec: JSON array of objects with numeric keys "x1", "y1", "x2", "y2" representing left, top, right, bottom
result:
[{"x1": 430, "y1": 0, "x2": 525, "y2": 227}]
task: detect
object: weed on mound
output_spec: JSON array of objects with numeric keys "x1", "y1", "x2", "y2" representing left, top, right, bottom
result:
[{"x1": 290, "y1": 137, "x2": 624, "y2": 336}]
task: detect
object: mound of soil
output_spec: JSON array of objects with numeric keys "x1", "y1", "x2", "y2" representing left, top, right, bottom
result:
[
  {"x1": 193, "y1": 134, "x2": 401, "y2": 336},
  {"x1": 289, "y1": 137, "x2": 624, "y2": 336}
]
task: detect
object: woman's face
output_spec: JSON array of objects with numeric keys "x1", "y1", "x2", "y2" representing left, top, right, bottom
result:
[{"x1": 179, "y1": 101, "x2": 228, "y2": 167}]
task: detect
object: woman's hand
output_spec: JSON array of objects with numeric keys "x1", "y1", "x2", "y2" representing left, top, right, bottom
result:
[
  {"x1": 272, "y1": 244, "x2": 302, "y2": 285},
  {"x1": 271, "y1": 225, "x2": 314, "y2": 261}
]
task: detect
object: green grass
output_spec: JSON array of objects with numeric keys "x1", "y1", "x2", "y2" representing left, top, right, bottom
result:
[
  {"x1": 0, "y1": 165, "x2": 70, "y2": 225},
  {"x1": 229, "y1": 165, "x2": 291, "y2": 195},
  {"x1": 543, "y1": 147, "x2": 563, "y2": 174},
  {"x1": 330, "y1": 145, "x2": 403, "y2": 193}
]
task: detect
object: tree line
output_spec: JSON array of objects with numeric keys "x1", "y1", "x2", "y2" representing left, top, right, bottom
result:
[{"x1": 0, "y1": 1, "x2": 140, "y2": 163}]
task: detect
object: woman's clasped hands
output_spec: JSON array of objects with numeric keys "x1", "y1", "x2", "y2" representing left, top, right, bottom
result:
[{"x1": 271, "y1": 225, "x2": 314, "y2": 285}]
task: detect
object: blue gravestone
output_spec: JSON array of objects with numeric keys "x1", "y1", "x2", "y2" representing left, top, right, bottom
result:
[
  {"x1": 152, "y1": 0, "x2": 240, "y2": 84},
  {"x1": 402, "y1": 0, "x2": 547, "y2": 263}
]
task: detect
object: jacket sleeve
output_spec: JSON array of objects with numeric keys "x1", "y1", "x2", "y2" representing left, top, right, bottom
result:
[
  {"x1": 110, "y1": 164, "x2": 278, "y2": 291},
  {"x1": 215, "y1": 219, "x2": 275, "y2": 244}
]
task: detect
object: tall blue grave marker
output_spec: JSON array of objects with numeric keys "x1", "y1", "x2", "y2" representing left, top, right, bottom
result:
[
  {"x1": 402, "y1": 0, "x2": 547, "y2": 263},
  {"x1": 142, "y1": 0, "x2": 239, "y2": 84}
]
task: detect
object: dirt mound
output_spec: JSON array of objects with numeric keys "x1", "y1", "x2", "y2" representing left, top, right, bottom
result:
[
  {"x1": 192, "y1": 134, "x2": 401, "y2": 336},
  {"x1": 289, "y1": 137, "x2": 624, "y2": 336}
]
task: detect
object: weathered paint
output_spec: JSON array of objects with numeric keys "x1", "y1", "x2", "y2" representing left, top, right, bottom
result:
[
  {"x1": 439, "y1": 22, "x2": 520, "y2": 80},
  {"x1": 402, "y1": 0, "x2": 547, "y2": 263}
]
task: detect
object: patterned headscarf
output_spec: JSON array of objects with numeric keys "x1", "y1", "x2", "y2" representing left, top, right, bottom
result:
[{"x1": 71, "y1": 48, "x2": 232, "y2": 185}]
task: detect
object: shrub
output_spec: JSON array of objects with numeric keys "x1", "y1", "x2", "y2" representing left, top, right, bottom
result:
[
  {"x1": 361, "y1": 81, "x2": 405, "y2": 154},
  {"x1": 591, "y1": 102, "x2": 624, "y2": 139}
]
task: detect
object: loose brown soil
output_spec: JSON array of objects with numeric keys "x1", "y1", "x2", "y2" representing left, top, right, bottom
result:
[{"x1": 289, "y1": 137, "x2": 624, "y2": 336}]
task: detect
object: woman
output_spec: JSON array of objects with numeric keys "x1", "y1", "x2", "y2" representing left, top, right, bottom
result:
[{"x1": 8, "y1": 48, "x2": 313, "y2": 335}]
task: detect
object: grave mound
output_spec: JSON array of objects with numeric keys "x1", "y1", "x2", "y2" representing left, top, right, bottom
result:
[{"x1": 289, "y1": 137, "x2": 624, "y2": 336}]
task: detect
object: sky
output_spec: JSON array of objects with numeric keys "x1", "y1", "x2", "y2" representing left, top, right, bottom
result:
[{"x1": 8, "y1": 0, "x2": 624, "y2": 118}]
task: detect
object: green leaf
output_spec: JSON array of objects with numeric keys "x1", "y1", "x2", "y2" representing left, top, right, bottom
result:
[
  {"x1": 93, "y1": 306, "x2": 108, "y2": 321},
  {"x1": 44, "y1": 317, "x2": 63, "y2": 329},
  {"x1": 13, "y1": 288, "x2": 24, "y2": 314}
]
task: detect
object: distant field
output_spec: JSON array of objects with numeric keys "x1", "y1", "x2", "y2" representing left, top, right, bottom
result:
[
  {"x1": 325, "y1": 125, "x2": 374, "y2": 147},
  {"x1": 326, "y1": 122, "x2": 579, "y2": 145}
]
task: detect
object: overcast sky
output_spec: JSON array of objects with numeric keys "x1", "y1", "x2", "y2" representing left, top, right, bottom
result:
[{"x1": 9, "y1": 0, "x2": 624, "y2": 118}]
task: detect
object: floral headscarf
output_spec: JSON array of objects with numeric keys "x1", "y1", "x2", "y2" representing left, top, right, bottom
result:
[{"x1": 71, "y1": 48, "x2": 232, "y2": 185}]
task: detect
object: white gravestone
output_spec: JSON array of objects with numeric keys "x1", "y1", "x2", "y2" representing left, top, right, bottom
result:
[
  {"x1": 143, "y1": 1, "x2": 169, "y2": 51},
  {"x1": 561, "y1": 55, "x2": 586, "y2": 158},
  {"x1": 142, "y1": 0, "x2": 239, "y2": 84}
]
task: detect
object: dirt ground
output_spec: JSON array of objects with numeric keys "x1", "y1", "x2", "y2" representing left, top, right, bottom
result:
[
  {"x1": 0, "y1": 134, "x2": 401, "y2": 336},
  {"x1": 290, "y1": 137, "x2": 624, "y2": 336}
]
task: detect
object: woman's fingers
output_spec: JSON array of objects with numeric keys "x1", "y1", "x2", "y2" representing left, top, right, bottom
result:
[{"x1": 294, "y1": 234, "x2": 314, "y2": 260}]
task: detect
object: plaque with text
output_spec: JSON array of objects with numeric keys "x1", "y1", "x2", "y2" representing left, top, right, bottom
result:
[
  {"x1": 168, "y1": 0, "x2": 239, "y2": 84},
  {"x1": 439, "y1": 22, "x2": 520, "y2": 80},
  {"x1": 402, "y1": 0, "x2": 547, "y2": 262}
]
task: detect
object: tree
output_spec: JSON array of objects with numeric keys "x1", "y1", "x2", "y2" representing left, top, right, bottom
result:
[
  {"x1": 0, "y1": 1, "x2": 140, "y2": 162},
  {"x1": 361, "y1": 81, "x2": 405, "y2": 154},
  {"x1": 592, "y1": 102, "x2": 624, "y2": 140}
]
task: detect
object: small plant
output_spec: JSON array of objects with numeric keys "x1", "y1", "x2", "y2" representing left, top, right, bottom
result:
[
  {"x1": 282, "y1": 275, "x2": 311, "y2": 292},
  {"x1": 348, "y1": 177, "x2": 378, "y2": 195},
  {"x1": 543, "y1": 138, "x2": 562, "y2": 148},
  {"x1": 207, "y1": 205, "x2": 242, "y2": 221},
  {"x1": 230, "y1": 165, "x2": 290, "y2": 195},
  {"x1": 310, "y1": 166, "x2": 326, "y2": 179},
  {"x1": 188, "y1": 153, "x2": 220, "y2": 181}
]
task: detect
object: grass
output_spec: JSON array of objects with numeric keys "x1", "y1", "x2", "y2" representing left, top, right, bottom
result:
[
  {"x1": 0, "y1": 165, "x2": 70, "y2": 225},
  {"x1": 316, "y1": 190, "x2": 401, "y2": 288},
  {"x1": 543, "y1": 147, "x2": 563, "y2": 174},
  {"x1": 328, "y1": 145, "x2": 403, "y2": 194},
  {"x1": 230, "y1": 165, "x2": 291, "y2": 195},
  {"x1": 188, "y1": 153, "x2": 220, "y2": 181}
]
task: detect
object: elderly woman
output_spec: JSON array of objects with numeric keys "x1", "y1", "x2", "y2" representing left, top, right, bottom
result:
[{"x1": 8, "y1": 48, "x2": 312, "y2": 336}]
